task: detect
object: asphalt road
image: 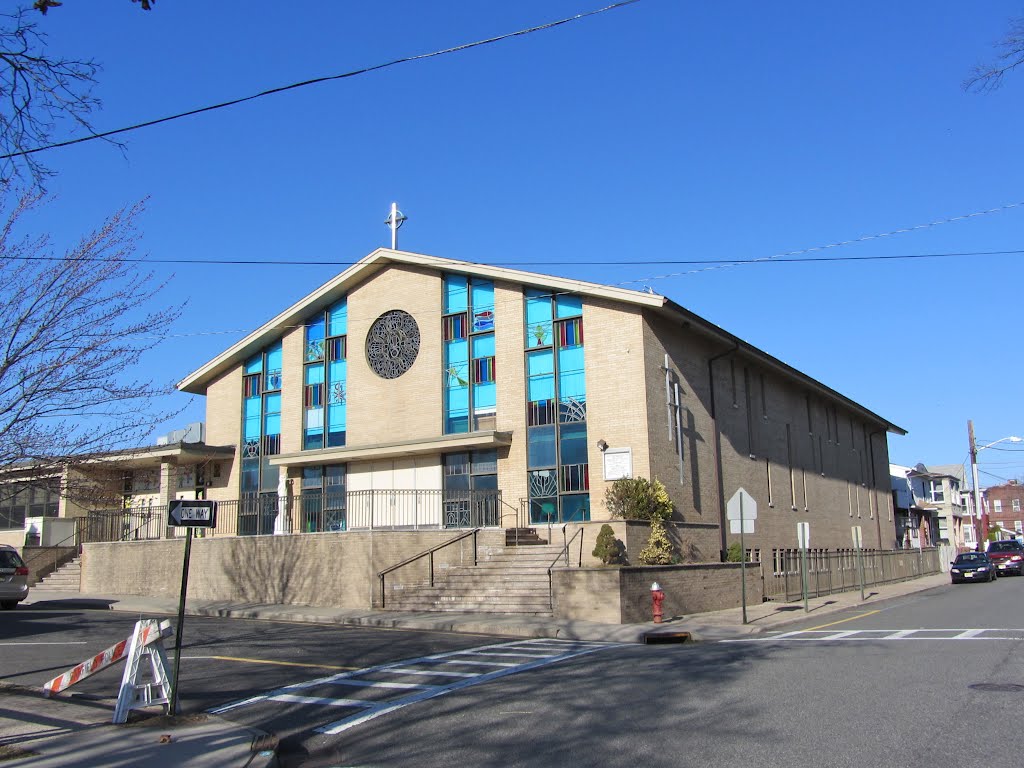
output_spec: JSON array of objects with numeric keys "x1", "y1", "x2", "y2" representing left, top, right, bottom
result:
[{"x1": 2, "y1": 574, "x2": 1023, "y2": 767}]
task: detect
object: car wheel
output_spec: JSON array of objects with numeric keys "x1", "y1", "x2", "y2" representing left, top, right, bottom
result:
[{"x1": 0, "y1": 600, "x2": 16, "y2": 610}]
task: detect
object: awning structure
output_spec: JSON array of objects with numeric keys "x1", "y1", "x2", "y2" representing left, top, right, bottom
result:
[{"x1": 269, "y1": 430, "x2": 514, "y2": 469}]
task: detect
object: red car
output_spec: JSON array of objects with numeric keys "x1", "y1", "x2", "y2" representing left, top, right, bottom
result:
[{"x1": 987, "y1": 540, "x2": 1024, "y2": 576}]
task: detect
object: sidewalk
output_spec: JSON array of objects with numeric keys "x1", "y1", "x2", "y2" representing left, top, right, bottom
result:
[{"x1": 3, "y1": 572, "x2": 948, "y2": 767}]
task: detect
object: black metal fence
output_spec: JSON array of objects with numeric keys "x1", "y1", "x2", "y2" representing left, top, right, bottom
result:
[
  {"x1": 227, "y1": 489, "x2": 507, "y2": 536},
  {"x1": 763, "y1": 547, "x2": 942, "y2": 602}
]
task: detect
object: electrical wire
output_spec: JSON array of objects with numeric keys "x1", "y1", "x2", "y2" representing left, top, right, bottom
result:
[
  {"x1": 0, "y1": 0, "x2": 643, "y2": 162},
  {"x1": 1, "y1": 247, "x2": 1022, "y2": 268}
]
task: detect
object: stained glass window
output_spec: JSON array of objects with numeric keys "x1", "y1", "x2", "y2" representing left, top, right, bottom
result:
[
  {"x1": 304, "y1": 298, "x2": 348, "y2": 449},
  {"x1": 523, "y1": 288, "x2": 588, "y2": 523},
  {"x1": 240, "y1": 342, "x2": 282, "y2": 512},
  {"x1": 443, "y1": 275, "x2": 496, "y2": 433}
]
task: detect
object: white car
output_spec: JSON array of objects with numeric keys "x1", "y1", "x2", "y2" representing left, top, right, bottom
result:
[{"x1": 0, "y1": 545, "x2": 29, "y2": 609}]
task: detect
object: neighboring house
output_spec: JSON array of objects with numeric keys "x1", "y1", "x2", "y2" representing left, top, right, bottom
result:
[
  {"x1": 170, "y1": 247, "x2": 905, "y2": 556},
  {"x1": 890, "y1": 464, "x2": 937, "y2": 549},
  {"x1": 984, "y1": 480, "x2": 1024, "y2": 540},
  {"x1": 0, "y1": 423, "x2": 233, "y2": 549},
  {"x1": 906, "y1": 464, "x2": 969, "y2": 551}
]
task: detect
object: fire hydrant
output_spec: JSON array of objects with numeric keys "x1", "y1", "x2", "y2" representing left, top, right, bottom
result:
[{"x1": 651, "y1": 581, "x2": 665, "y2": 624}]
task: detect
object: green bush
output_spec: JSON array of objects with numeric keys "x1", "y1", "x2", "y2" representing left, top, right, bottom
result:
[
  {"x1": 605, "y1": 477, "x2": 673, "y2": 522},
  {"x1": 638, "y1": 518, "x2": 674, "y2": 565},
  {"x1": 726, "y1": 542, "x2": 747, "y2": 563},
  {"x1": 592, "y1": 524, "x2": 623, "y2": 565}
]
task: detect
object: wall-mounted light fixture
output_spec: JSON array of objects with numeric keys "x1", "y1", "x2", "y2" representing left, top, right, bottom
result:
[{"x1": 597, "y1": 439, "x2": 609, "y2": 452}]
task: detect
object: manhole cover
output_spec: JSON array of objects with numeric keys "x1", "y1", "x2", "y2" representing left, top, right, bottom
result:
[{"x1": 969, "y1": 683, "x2": 1024, "y2": 693}]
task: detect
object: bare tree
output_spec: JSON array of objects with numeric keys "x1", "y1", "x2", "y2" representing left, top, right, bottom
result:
[
  {"x1": 965, "y1": 15, "x2": 1024, "y2": 92},
  {"x1": 0, "y1": 2, "x2": 153, "y2": 187},
  {"x1": 0, "y1": 190, "x2": 181, "y2": 475}
]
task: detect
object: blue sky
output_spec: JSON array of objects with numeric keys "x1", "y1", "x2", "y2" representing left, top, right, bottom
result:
[{"x1": 18, "y1": 0, "x2": 1024, "y2": 485}]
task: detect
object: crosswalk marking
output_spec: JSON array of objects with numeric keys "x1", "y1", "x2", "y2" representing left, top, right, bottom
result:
[
  {"x1": 725, "y1": 628, "x2": 1024, "y2": 643},
  {"x1": 209, "y1": 637, "x2": 620, "y2": 734}
]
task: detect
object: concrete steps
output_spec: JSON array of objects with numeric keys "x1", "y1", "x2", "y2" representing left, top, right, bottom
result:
[
  {"x1": 34, "y1": 556, "x2": 81, "y2": 592},
  {"x1": 384, "y1": 542, "x2": 568, "y2": 616}
]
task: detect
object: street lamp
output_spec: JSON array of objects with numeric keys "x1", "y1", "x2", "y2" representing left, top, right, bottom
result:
[{"x1": 968, "y1": 420, "x2": 1023, "y2": 548}]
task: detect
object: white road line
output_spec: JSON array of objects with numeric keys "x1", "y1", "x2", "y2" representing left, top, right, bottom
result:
[
  {"x1": 722, "y1": 628, "x2": 1024, "y2": 643},
  {"x1": 269, "y1": 694, "x2": 373, "y2": 708},
  {"x1": 823, "y1": 631, "x2": 859, "y2": 640},
  {"x1": 954, "y1": 629, "x2": 986, "y2": 639},
  {"x1": 210, "y1": 638, "x2": 620, "y2": 717},
  {"x1": 329, "y1": 679, "x2": 434, "y2": 690},
  {"x1": 442, "y1": 660, "x2": 518, "y2": 667},
  {"x1": 384, "y1": 668, "x2": 479, "y2": 678},
  {"x1": 459, "y1": 651, "x2": 555, "y2": 658},
  {"x1": 317, "y1": 642, "x2": 617, "y2": 735},
  {"x1": 0, "y1": 642, "x2": 88, "y2": 646}
]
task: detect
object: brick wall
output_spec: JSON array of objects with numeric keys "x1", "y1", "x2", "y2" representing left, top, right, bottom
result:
[
  {"x1": 550, "y1": 563, "x2": 763, "y2": 623},
  {"x1": 81, "y1": 530, "x2": 507, "y2": 609},
  {"x1": 642, "y1": 312, "x2": 897, "y2": 555}
]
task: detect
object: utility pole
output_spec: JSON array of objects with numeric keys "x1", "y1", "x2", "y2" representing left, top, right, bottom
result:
[{"x1": 968, "y1": 420, "x2": 984, "y2": 549}]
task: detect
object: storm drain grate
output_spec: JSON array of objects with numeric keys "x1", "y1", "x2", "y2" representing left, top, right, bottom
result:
[
  {"x1": 969, "y1": 683, "x2": 1024, "y2": 693},
  {"x1": 644, "y1": 632, "x2": 691, "y2": 645}
]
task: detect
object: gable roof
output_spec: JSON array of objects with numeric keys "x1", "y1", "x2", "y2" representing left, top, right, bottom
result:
[
  {"x1": 177, "y1": 248, "x2": 663, "y2": 394},
  {"x1": 176, "y1": 248, "x2": 905, "y2": 435}
]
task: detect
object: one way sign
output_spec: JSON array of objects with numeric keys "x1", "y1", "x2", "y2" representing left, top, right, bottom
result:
[{"x1": 168, "y1": 499, "x2": 217, "y2": 528}]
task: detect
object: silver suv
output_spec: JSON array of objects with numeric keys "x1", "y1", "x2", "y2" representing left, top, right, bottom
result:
[{"x1": 0, "y1": 545, "x2": 29, "y2": 609}]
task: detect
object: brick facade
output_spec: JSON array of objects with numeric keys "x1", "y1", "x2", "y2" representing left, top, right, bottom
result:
[{"x1": 180, "y1": 249, "x2": 902, "y2": 559}]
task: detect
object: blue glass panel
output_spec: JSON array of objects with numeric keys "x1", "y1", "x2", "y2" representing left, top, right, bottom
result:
[
  {"x1": 561, "y1": 494, "x2": 591, "y2": 522},
  {"x1": 241, "y1": 458, "x2": 260, "y2": 493},
  {"x1": 305, "y1": 365, "x2": 325, "y2": 385},
  {"x1": 471, "y1": 333, "x2": 495, "y2": 359},
  {"x1": 328, "y1": 401, "x2": 345, "y2": 429},
  {"x1": 556, "y1": 294, "x2": 583, "y2": 319},
  {"x1": 558, "y1": 345, "x2": 586, "y2": 399},
  {"x1": 444, "y1": 274, "x2": 469, "y2": 314},
  {"x1": 474, "y1": 381, "x2": 496, "y2": 410},
  {"x1": 244, "y1": 355, "x2": 263, "y2": 375},
  {"x1": 306, "y1": 317, "x2": 326, "y2": 362},
  {"x1": 445, "y1": 338, "x2": 469, "y2": 388},
  {"x1": 559, "y1": 422, "x2": 589, "y2": 466},
  {"x1": 528, "y1": 425, "x2": 556, "y2": 468},
  {"x1": 471, "y1": 280, "x2": 495, "y2": 331},
  {"x1": 446, "y1": 384, "x2": 469, "y2": 422},
  {"x1": 264, "y1": 393, "x2": 281, "y2": 435},
  {"x1": 328, "y1": 298, "x2": 347, "y2": 337},
  {"x1": 527, "y1": 349, "x2": 554, "y2": 402},
  {"x1": 266, "y1": 342, "x2": 282, "y2": 373},
  {"x1": 529, "y1": 497, "x2": 557, "y2": 525},
  {"x1": 244, "y1": 398, "x2": 261, "y2": 441},
  {"x1": 525, "y1": 290, "x2": 553, "y2": 348}
]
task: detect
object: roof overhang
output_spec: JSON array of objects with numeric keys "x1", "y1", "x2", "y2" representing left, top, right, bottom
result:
[
  {"x1": 652, "y1": 298, "x2": 906, "y2": 436},
  {"x1": 269, "y1": 430, "x2": 514, "y2": 469},
  {"x1": 177, "y1": 249, "x2": 664, "y2": 395}
]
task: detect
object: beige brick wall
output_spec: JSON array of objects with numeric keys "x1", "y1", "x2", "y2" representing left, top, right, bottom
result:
[
  {"x1": 550, "y1": 562, "x2": 763, "y2": 623},
  {"x1": 584, "y1": 300, "x2": 650, "y2": 521},
  {"x1": 204, "y1": 365, "x2": 241, "y2": 502},
  {"x1": 82, "y1": 529, "x2": 507, "y2": 609},
  {"x1": 347, "y1": 265, "x2": 443, "y2": 443}
]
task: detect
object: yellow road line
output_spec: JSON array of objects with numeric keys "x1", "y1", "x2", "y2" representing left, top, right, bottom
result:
[
  {"x1": 188, "y1": 655, "x2": 356, "y2": 671},
  {"x1": 802, "y1": 609, "x2": 881, "y2": 632}
]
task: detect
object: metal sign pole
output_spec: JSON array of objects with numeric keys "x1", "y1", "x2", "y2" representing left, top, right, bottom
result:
[
  {"x1": 740, "y1": 493, "x2": 747, "y2": 625},
  {"x1": 170, "y1": 527, "x2": 193, "y2": 716}
]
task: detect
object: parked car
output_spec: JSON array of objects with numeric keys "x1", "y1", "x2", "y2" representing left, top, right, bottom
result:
[
  {"x1": 986, "y1": 540, "x2": 1024, "y2": 576},
  {"x1": 0, "y1": 545, "x2": 29, "y2": 609},
  {"x1": 950, "y1": 552, "x2": 996, "y2": 584}
]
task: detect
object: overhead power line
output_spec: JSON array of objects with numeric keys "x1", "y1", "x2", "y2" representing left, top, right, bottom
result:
[
  {"x1": 0, "y1": 0, "x2": 643, "y2": 162},
  {"x1": 2, "y1": 247, "x2": 1022, "y2": 268}
]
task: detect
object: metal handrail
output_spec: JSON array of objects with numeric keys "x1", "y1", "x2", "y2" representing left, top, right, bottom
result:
[
  {"x1": 378, "y1": 528, "x2": 480, "y2": 608},
  {"x1": 40, "y1": 508, "x2": 162, "y2": 583},
  {"x1": 546, "y1": 526, "x2": 585, "y2": 609}
]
